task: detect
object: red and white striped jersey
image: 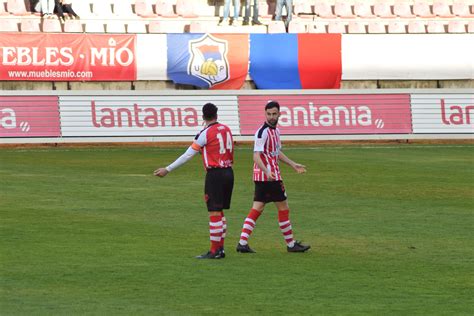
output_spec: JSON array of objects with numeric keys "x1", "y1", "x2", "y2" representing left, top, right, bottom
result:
[
  {"x1": 253, "y1": 122, "x2": 282, "y2": 181},
  {"x1": 192, "y1": 122, "x2": 234, "y2": 170}
]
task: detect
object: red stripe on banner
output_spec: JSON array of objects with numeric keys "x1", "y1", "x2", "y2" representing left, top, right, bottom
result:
[
  {"x1": 297, "y1": 34, "x2": 341, "y2": 89},
  {"x1": 210, "y1": 34, "x2": 249, "y2": 90},
  {"x1": 0, "y1": 96, "x2": 60, "y2": 137}
]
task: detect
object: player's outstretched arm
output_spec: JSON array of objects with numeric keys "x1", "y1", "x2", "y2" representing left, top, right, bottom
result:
[
  {"x1": 154, "y1": 146, "x2": 199, "y2": 177},
  {"x1": 279, "y1": 151, "x2": 306, "y2": 174}
]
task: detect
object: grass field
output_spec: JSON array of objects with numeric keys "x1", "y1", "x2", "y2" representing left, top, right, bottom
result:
[{"x1": 1, "y1": 143, "x2": 473, "y2": 315}]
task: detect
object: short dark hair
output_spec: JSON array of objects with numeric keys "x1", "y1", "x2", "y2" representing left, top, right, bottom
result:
[
  {"x1": 202, "y1": 102, "x2": 218, "y2": 120},
  {"x1": 265, "y1": 100, "x2": 280, "y2": 111}
]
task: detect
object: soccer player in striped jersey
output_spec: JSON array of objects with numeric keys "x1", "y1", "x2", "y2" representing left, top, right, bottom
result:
[
  {"x1": 154, "y1": 103, "x2": 234, "y2": 259},
  {"x1": 236, "y1": 101, "x2": 310, "y2": 253}
]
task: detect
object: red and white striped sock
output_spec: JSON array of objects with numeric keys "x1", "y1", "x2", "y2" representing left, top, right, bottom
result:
[
  {"x1": 220, "y1": 214, "x2": 227, "y2": 249},
  {"x1": 209, "y1": 214, "x2": 223, "y2": 254},
  {"x1": 239, "y1": 208, "x2": 262, "y2": 246},
  {"x1": 278, "y1": 209, "x2": 295, "y2": 248}
]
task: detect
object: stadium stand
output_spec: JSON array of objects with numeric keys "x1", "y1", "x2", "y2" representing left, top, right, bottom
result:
[
  {"x1": 0, "y1": 0, "x2": 472, "y2": 91},
  {"x1": 0, "y1": 0, "x2": 472, "y2": 34}
]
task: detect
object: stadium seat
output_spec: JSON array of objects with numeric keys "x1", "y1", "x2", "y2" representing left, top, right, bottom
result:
[
  {"x1": 354, "y1": 2, "x2": 376, "y2": 18},
  {"x1": 0, "y1": 18, "x2": 18, "y2": 31},
  {"x1": 73, "y1": 1, "x2": 93, "y2": 19},
  {"x1": 93, "y1": 0, "x2": 114, "y2": 17},
  {"x1": 368, "y1": 21, "x2": 386, "y2": 33},
  {"x1": 452, "y1": 2, "x2": 474, "y2": 18},
  {"x1": 413, "y1": 1, "x2": 435, "y2": 18},
  {"x1": 293, "y1": 0, "x2": 313, "y2": 18},
  {"x1": 106, "y1": 20, "x2": 126, "y2": 33},
  {"x1": 408, "y1": 20, "x2": 426, "y2": 33},
  {"x1": 374, "y1": 2, "x2": 396, "y2": 18},
  {"x1": 127, "y1": 20, "x2": 147, "y2": 33},
  {"x1": 335, "y1": 1, "x2": 355, "y2": 18},
  {"x1": 388, "y1": 21, "x2": 406, "y2": 33},
  {"x1": 7, "y1": 0, "x2": 29, "y2": 15},
  {"x1": 288, "y1": 20, "x2": 306, "y2": 33},
  {"x1": 148, "y1": 20, "x2": 163, "y2": 33},
  {"x1": 433, "y1": 1, "x2": 454, "y2": 18},
  {"x1": 328, "y1": 21, "x2": 346, "y2": 33},
  {"x1": 308, "y1": 22, "x2": 327, "y2": 33},
  {"x1": 193, "y1": 0, "x2": 214, "y2": 17},
  {"x1": 20, "y1": 18, "x2": 41, "y2": 32},
  {"x1": 258, "y1": 1, "x2": 275, "y2": 18},
  {"x1": 135, "y1": 0, "x2": 157, "y2": 18},
  {"x1": 0, "y1": 0, "x2": 10, "y2": 16},
  {"x1": 42, "y1": 18, "x2": 62, "y2": 32},
  {"x1": 448, "y1": 20, "x2": 466, "y2": 33},
  {"x1": 155, "y1": 0, "x2": 178, "y2": 17},
  {"x1": 427, "y1": 20, "x2": 446, "y2": 33},
  {"x1": 314, "y1": 1, "x2": 335, "y2": 18},
  {"x1": 176, "y1": 0, "x2": 198, "y2": 18},
  {"x1": 267, "y1": 21, "x2": 286, "y2": 33},
  {"x1": 64, "y1": 19, "x2": 83, "y2": 32},
  {"x1": 85, "y1": 20, "x2": 105, "y2": 33},
  {"x1": 394, "y1": 1, "x2": 415, "y2": 18},
  {"x1": 113, "y1": 1, "x2": 137, "y2": 18},
  {"x1": 149, "y1": 19, "x2": 186, "y2": 33},
  {"x1": 468, "y1": 20, "x2": 474, "y2": 33},
  {"x1": 348, "y1": 21, "x2": 366, "y2": 34}
]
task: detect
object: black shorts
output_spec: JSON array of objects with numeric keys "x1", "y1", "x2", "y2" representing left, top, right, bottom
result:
[
  {"x1": 204, "y1": 168, "x2": 234, "y2": 211},
  {"x1": 254, "y1": 181, "x2": 287, "y2": 203}
]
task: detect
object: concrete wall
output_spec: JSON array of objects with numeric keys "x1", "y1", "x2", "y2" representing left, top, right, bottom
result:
[{"x1": 1, "y1": 80, "x2": 473, "y2": 91}]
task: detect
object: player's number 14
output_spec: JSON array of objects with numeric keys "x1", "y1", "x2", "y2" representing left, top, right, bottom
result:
[{"x1": 217, "y1": 132, "x2": 232, "y2": 154}]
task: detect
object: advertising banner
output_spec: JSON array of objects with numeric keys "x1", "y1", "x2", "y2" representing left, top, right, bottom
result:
[
  {"x1": 411, "y1": 94, "x2": 474, "y2": 133},
  {"x1": 59, "y1": 96, "x2": 240, "y2": 136},
  {"x1": 0, "y1": 33, "x2": 136, "y2": 81},
  {"x1": 239, "y1": 94, "x2": 412, "y2": 135},
  {"x1": 0, "y1": 96, "x2": 60, "y2": 137}
]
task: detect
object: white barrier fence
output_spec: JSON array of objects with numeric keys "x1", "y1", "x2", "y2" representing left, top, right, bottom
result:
[{"x1": 0, "y1": 90, "x2": 472, "y2": 143}]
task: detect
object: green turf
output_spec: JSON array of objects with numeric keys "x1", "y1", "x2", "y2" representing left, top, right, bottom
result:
[{"x1": 1, "y1": 144, "x2": 473, "y2": 315}]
